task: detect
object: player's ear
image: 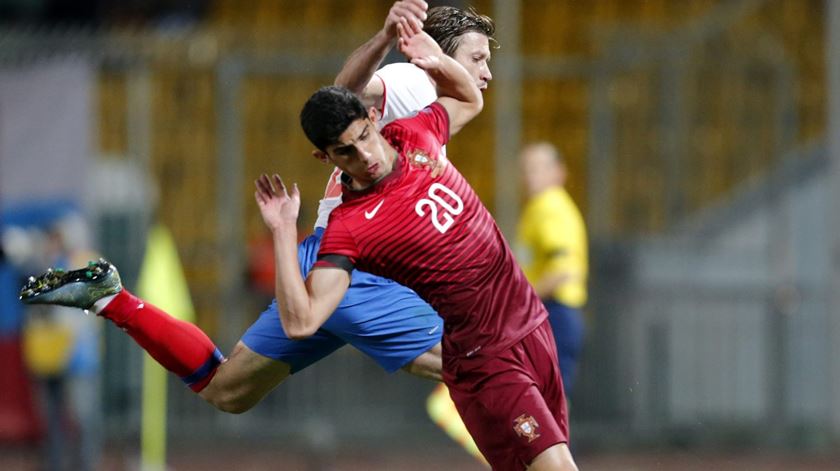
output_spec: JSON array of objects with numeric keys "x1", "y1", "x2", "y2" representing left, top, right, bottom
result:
[
  {"x1": 312, "y1": 149, "x2": 330, "y2": 164},
  {"x1": 367, "y1": 106, "x2": 379, "y2": 125}
]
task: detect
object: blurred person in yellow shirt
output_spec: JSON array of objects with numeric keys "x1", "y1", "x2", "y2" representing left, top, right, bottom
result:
[{"x1": 517, "y1": 142, "x2": 588, "y2": 394}]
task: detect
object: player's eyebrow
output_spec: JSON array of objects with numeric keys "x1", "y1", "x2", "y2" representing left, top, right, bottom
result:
[{"x1": 334, "y1": 123, "x2": 370, "y2": 151}]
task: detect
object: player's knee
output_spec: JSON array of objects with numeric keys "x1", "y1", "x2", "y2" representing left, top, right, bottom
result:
[
  {"x1": 209, "y1": 394, "x2": 258, "y2": 414},
  {"x1": 200, "y1": 386, "x2": 258, "y2": 414}
]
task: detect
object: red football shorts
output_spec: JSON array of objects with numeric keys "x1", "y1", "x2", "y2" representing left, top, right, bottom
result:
[{"x1": 444, "y1": 319, "x2": 569, "y2": 470}]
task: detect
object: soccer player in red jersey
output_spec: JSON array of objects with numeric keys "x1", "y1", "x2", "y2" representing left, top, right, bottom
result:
[{"x1": 254, "y1": 19, "x2": 578, "y2": 471}]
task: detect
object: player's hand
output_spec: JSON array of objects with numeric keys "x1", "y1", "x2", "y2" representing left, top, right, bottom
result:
[
  {"x1": 384, "y1": 0, "x2": 427, "y2": 39},
  {"x1": 397, "y1": 16, "x2": 443, "y2": 71},
  {"x1": 254, "y1": 174, "x2": 300, "y2": 233}
]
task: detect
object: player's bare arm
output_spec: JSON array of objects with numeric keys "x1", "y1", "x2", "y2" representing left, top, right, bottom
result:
[
  {"x1": 334, "y1": 0, "x2": 428, "y2": 108},
  {"x1": 254, "y1": 174, "x2": 349, "y2": 339},
  {"x1": 396, "y1": 18, "x2": 482, "y2": 135}
]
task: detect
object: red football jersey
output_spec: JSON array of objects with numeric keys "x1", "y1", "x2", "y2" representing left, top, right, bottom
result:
[{"x1": 316, "y1": 103, "x2": 547, "y2": 360}]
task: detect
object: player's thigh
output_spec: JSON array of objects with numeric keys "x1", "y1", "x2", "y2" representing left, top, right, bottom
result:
[
  {"x1": 241, "y1": 300, "x2": 345, "y2": 373},
  {"x1": 199, "y1": 341, "x2": 290, "y2": 413},
  {"x1": 449, "y1": 368, "x2": 566, "y2": 469},
  {"x1": 448, "y1": 322, "x2": 569, "y2": 470},
  {"x1": 401, "y1": 342, "x2": 441, "y2": 381},
  {"x1": 334, "y1": 289, "x2": 442, "y2": 374}
]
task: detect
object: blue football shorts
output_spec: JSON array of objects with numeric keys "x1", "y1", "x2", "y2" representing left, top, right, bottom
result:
[{"x1": 241, "y1": 228, "x2": 443, "y2": 374}]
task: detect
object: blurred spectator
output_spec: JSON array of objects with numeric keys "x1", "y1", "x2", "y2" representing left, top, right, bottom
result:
[
  {"x1": 516, "y1": 142, "x2": 589, "y2": 395},
  {"x1": 0, "y1": 233, "x2": 42, "y2": 445},
  {"x1": 20, "y1": 213, "x2": 103, "y2": 471}
]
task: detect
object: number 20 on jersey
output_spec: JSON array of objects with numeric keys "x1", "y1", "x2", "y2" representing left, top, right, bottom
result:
[{"x1": 415, "y1": 183, "x2": 464, "y2": 234}]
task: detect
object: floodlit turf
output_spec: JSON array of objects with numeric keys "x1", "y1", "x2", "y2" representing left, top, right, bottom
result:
[{"x1": 4, "y1": 446, "x2": 839, "y2": 471}]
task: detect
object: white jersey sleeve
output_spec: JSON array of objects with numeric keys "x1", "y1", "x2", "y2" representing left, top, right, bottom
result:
[
  {"x1": 374, "y1": 62, "x2": 438, "y2": 128},
  {"x1": 314, "y1": 167, "x2": 343, "y2": 230}
]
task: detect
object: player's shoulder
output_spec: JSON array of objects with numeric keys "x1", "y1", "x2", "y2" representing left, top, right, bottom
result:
[
  {"x1": 328, "y1": 199, "x2": 356, "y2": 219},
  {"x1": 330, "y1": 191, "x2": 375, "y2": 220},
  {"x1": 375, "y1": 62, "x2": 429, "y2": 81}
]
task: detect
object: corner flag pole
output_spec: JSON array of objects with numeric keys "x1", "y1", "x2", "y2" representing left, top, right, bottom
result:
[{"x1": 136, "y1": 224, "x2": 196, "y2": 471}]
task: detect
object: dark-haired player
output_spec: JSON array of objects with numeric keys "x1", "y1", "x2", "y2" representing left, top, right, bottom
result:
[{"x1": 256, "y1": 19, "x2": 578, "y2": 471}]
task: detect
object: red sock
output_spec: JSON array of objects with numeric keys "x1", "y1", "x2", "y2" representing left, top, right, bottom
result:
[{"x1": 100, "y1": 289, "x2": 224, "y2": 392}]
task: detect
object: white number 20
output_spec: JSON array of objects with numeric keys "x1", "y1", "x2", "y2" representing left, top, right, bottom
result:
[{"x1": 415, "y1": 183, "x2": 464, "y2": 234}]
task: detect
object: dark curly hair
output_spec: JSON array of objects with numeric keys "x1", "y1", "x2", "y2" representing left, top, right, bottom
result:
[
  {"x1": 423, "y1": 6, "x2": 497, "y2": 57},
  {"x1": 300, "y1": 86, "x2": 368, "y2": 151}
]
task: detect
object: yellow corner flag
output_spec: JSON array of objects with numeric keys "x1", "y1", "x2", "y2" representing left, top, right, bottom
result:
[
  {"x1": 136, "y1": 224, "x2": 196, "y2": 471},
  {"x1": 426, "y1": 383, "x2": 489, "y2": 467},
  {"x1": 137, "y1": 224, "x2": 195, "y2": 322}
]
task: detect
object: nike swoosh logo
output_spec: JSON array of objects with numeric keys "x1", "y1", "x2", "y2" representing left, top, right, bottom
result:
[
  {"x1": 428, "y1": 325, "x2": 440, "y2": 335},
  {"x1": 365, "y1": 199, "x2": 385, "y2": 220}
]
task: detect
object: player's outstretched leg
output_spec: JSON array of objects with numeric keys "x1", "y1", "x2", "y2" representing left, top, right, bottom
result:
[{"x1": 21, "y1": 260, "x2": 224, "y2": 392}]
